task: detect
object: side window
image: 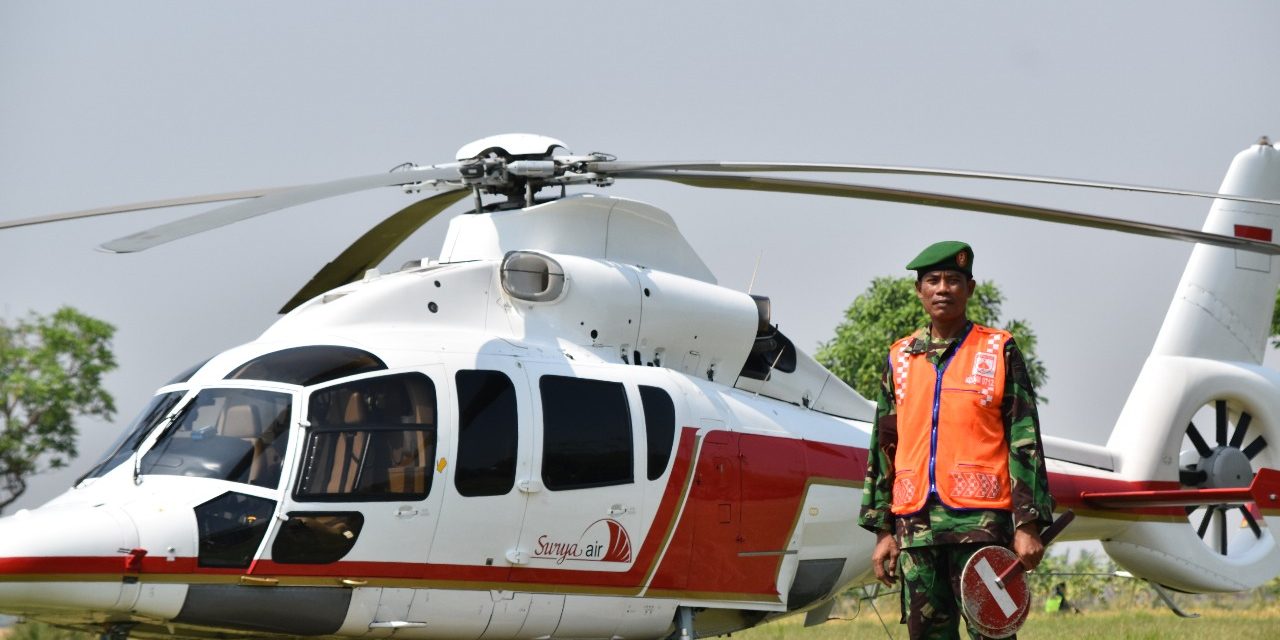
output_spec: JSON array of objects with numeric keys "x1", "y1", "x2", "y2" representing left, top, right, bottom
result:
[
  {"x1": 272, "y1": 512, "x2": 365, "y2": 564},
  {"x1": 455, "y1": 370, "x2": 518, "y2": 497},
  {"x1": 539, "y1": 376, "x2": 633, "y2": 491},
  {"x1": 640, "y1": 386, "x2": 676, "y2": 480},
  {"x1": 295, "y1": 372, "x2": 437, "y2": 502}
]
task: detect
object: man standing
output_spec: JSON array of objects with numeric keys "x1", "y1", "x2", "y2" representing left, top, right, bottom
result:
[{"x1": 858, "y1": 241, "x2": 1054, "y2": 639}]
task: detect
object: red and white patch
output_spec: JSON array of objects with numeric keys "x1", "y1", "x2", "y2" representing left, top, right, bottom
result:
[{"x1": 972, "y1": 352, "x2": 997, "y2": 380}]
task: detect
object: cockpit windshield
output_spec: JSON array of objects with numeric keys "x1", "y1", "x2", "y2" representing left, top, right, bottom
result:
[
  {"x1": 139, "y1": 387, "x2": 292, "y2": 489},
  {"x1": 81, "y1": 390, "x2": 186, "y2": 482}
]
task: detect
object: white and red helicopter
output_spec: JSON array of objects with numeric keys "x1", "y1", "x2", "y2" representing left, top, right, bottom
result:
[{"x1": 0, "y1": 133, "x2": 1278, "y2": 639}]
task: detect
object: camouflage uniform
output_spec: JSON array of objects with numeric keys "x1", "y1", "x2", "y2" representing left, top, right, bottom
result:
[{"x1": 858, "y1": 323, "x2": 1054, "y2": 640}]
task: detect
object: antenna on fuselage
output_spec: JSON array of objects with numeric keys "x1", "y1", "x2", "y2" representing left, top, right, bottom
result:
[{"x1": 747, "y1": 249, "x2": 764, "y2": 294}]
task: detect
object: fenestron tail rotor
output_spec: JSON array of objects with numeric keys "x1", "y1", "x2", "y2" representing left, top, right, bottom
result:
[{"x1": 1180, "y1": 400, "x2": 1269, "y2": 556}]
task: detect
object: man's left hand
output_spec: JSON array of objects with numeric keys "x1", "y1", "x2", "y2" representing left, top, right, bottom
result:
[{"x1": 1013, "y1": 523, "x2": 1045, "y2": 570}]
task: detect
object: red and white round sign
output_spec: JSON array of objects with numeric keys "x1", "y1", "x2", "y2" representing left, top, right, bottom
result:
[{"x1": 960, "y1": 545, "x2": 1031, "y2": 639}]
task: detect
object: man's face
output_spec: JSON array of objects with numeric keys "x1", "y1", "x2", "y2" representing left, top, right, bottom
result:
[{"x1": 915, "y1": 270, "x2": 976, "y2": 325}]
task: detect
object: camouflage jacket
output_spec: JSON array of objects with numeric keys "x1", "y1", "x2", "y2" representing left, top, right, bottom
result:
[{"x1": 857, "y1": 322, "x2": 1055, "y2": 548}]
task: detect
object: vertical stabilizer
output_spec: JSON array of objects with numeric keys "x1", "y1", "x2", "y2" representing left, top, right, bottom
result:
[
  {"x1": 1151, "y1": 141, "x2": 1280, "y2": 363},
  {"x1": 1095, "y1": 143, "x2": 1280, "y2": 593}
]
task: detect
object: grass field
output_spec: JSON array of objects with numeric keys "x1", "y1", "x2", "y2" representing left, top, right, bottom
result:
[
  {"x1": 737, "y1": 607, "x2": 1280, "y2": 640},
  {"x1": 10, "y1": 608, "x2": 1280, "y2": 640}
]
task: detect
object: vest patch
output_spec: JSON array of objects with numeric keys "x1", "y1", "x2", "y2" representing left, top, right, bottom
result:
[
  {"x1": 949, "y1": 470, "x2": 1002, "y2": 499},
  {"x1": 972, "y1": 351, "x2": 997, "y2": 380},
  {"x1": 892, "y1": 476, "x2": 917, "y2": 506}
]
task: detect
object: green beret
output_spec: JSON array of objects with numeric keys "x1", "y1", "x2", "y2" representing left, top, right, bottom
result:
[{"x1": 906, "y1": 240, "x2": 973, "y2": 277}]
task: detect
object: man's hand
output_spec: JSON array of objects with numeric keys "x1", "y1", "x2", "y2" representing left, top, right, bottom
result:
[
  {"x1": 1013, "y1": 523, "x2": 1045, "y2": 570},
  {"x1": 871, "y1": 531, "x2": 900, "y2": 586}
]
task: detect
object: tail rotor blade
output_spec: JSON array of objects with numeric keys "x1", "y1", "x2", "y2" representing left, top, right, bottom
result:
[
  {"x1": 1242, "y1": 435, "x2": 1268, "y2": 460},
  {"x1": 1240, "y1": 506, "x2": 1263, "y2": 539},
  {"x1": 1186, "y1": 422, "x2": 1214, "y2": 458},
  {"x1": 1216, "y1": 400, "x2": 1229, "y2": 447},
  {"x1": 279, "y1": 188, "x2": 470, "y2": 313},
  {"x1": 1196, "y1": 507, "x2": 1214, "y2": 538},
  {"x1": 1217, "y1": 507, "x2": 1228, "y2": 555},
  {"x1": 100, "y1": 165, "x2": 461, "y2": 253},
  {"x1": 1229, "y1": 412, "x2": 1253, "y2": 450}
]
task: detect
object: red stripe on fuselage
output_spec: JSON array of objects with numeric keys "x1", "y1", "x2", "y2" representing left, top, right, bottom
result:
[
  {"x1": 0, "y1": 432, "x2": 1222, "y2": 593},
  {"x1": 0, "y1": 430, "x2": 866, "y2": 600}
]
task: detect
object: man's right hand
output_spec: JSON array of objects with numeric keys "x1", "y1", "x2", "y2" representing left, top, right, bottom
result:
[{"x1": 871, "y1": 531, "x2": 900, "y2": 586}]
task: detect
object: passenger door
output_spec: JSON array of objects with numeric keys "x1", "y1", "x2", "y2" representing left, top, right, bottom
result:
[
  {"x1": 509, "y1": 364, "x2": 644, "y2": 577},
  {"x1": 428, "y1": 356, "x2": 532, "y2": 576},
  {"x1": 262, "y1": 367, "x2": 449, "y2": 571}
]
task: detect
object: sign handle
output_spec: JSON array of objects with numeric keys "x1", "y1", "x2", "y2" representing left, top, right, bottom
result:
[{"x1": 996, "y1": 510, "x2": 1076, "y2": 584}]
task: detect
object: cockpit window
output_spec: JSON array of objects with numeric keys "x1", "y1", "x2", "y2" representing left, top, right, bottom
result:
[
  {"x1": 139, "y1": 388, "x2": 292, "y2": 489},
  {"x1": 225, "y1": 346, "x2": 387, "y2": 386},
  {"x1": 167, "y1": 357, "x2": 213, "y2": 385},
  {"x1": 294, "y1": 372, "x2": 437, "y2": 502},
  {"x1": 81, "y1": 391, "x2": 186, "y2": 482}
]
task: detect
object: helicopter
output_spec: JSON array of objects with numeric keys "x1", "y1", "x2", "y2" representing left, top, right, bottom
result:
[{"x1": 0, "y1": 133, "x2": 1277, "y2": 639}]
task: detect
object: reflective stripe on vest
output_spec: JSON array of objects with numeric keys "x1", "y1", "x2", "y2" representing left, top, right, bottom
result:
[{"x1": 889, "y1": 324, "x2": 1012, "y2": 514}]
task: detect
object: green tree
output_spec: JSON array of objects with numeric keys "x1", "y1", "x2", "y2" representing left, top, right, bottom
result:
[
  {"x1": 0, "y1": 307, "x2": 116, "y2": 511},
  {"x1": 1272, "y1": 287, "x2": 1279, "y2": 348},
  {"x1": 816, "y1": 276, "x2": 1047, "y2": 400}
]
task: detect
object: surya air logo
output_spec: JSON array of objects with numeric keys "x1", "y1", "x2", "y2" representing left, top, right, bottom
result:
[{"x1": 532, "y1": 518, "x2": 633, "y2": 565}]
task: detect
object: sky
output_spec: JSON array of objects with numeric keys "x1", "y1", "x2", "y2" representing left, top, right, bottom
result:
[{"x1": 1, "y1": 1, "x2": 1279, "y2": 512}]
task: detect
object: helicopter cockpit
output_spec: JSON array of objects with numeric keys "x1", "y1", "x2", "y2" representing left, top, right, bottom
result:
[
  {"x1": 71, "y1": 345, "x2": 445, "y2": 572},
  {"x1": 80, "y1": 345, "x2": 395, "y2": 489}
]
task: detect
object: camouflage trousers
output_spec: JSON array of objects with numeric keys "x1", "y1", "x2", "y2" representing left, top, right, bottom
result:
[{"x1": 899, "y1": 543, "x2": 1008, "y2": 640}]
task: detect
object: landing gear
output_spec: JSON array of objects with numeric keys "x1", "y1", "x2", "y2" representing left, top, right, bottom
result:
[
  {"x1": 100, "y1": 622, "x2": 136, "y2": 640},
  {"x1": 675, "y1": 606, "x2": 695, "y2": 640}
]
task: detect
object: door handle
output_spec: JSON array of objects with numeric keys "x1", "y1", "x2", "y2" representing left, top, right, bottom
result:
[{"x1": 607, "y1": 504, "x2": 635, "y2": 516}]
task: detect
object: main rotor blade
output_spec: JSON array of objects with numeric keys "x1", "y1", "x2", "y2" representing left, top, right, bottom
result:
[
  {"x1": 100, "y1": 165, "x2": 462, "y2": 253},
  {"x1": 279, "y1": 188, "x2": 470, "y2": 314},
  {"x1": 0, "y1": 187, "x2": 295, "y2": 230},
  {"x1": 624, "y1": 171, "x2": 1280, "y2": 255},
  {"x1": 591, "y1": 161, "x2": 1280, "y2": 208}
]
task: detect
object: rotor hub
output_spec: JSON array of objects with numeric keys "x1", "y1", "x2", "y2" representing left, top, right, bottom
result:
[{"x1": 1203, "y1": 446, "x2": 1253, "y2": 489}]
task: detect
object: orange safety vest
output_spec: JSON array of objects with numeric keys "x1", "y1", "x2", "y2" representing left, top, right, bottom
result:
[{"x1": 889, "y1": 323, "x2": 1013, "y2": 515}]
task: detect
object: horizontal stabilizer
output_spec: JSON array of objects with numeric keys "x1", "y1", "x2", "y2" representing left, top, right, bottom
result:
[{"x1": 1082, "y1": 468, "x2": 1280, "y2": 509}]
